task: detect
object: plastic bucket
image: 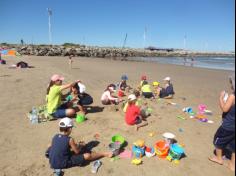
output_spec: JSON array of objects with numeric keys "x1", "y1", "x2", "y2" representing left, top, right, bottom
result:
[
  {"x1": 109, "y1": 143, "x2": 121, "y2": 156},
  {"x1": 169, "y1": 144, "x2": 184, "y2": 160},
  {"x1": 112, "y1": 135, "x2": 125, "y2": 147},
  {"x1": 132, "y1": 145, "x2": 145, "y2": 158},
  {"x1": 155, "y1": 140, "x2": 169, "y2": 158},
  {"x1": 76, "y1": 114, "x2": 85, "y2": 123}
]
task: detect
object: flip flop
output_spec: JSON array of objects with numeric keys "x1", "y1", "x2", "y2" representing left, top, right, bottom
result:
[
  {"x1": 91, "y1": 160, "x2": 102, "y2": 174},
  {"x1": 208, "y1": 157, "x2": 223, "y2": 165}
]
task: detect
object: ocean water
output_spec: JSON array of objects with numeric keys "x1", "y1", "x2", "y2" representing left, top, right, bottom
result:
[{"x1": 129, "y1": 57, "x2": 235, "y2": 71}]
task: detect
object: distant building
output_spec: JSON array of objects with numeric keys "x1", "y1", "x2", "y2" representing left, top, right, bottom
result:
[{"x1": 145, "y1": 46, "x2": 174, "y2": 52}]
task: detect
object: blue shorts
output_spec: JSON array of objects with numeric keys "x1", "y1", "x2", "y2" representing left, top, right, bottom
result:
[
  {"x1": 142, "y1": 92, "x2": 154, "y2": 99},
  {"x1": 214, "y1": 126, "x2": 235, "y2": 152},
  {"x1": 51, "y1": 104, "x2": 68, "y2": 119}
]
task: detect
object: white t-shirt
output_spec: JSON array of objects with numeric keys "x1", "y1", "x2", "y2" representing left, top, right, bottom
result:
[{"x1": 101, "y1": 90, "x2": 117, "y2": 101}]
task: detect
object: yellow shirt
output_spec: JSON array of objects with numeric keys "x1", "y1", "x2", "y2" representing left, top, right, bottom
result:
[
  {"x1": 141, "y1": 84, "x2": 152, "y2": 93},
  {"x1": 47, "y1": 85, "x2": 62, "y2": 114}
]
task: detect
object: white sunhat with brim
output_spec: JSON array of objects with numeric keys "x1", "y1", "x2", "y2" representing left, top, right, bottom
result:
[
  {"x1": 59, "y1": 117, "x2": 74, "y2": 128},
  {"x1": 128, "y1": 94, "x2": 137, "y2": 101},
  {"x1": 163, "y1": 77, "x2": 171, "y2": 81},
  {"x1": 78, "y1": 82, "x2": 86, "y2": 93}
]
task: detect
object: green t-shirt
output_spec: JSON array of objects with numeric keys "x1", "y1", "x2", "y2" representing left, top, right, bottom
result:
[
  {"x1": 141, "y1": 84, "x2": 152, "y2": 93},
  {"x1": 47, "y1": 85, "x2": 62, "y2": 114}
]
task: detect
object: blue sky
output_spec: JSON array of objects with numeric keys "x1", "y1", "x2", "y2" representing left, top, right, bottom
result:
[{"x1": 0, "y1": 0, "x2": 235, "y2": 51}]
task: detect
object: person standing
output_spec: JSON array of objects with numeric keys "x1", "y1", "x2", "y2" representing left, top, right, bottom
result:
[
  {"x1": 209, "y1": 74, "x2": 235, "y2": 172},
  {"x1": 69, "y1": 55, "x2": 73, "y2": 69}
]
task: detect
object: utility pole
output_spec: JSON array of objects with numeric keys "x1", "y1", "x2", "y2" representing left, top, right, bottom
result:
[
  {"x1": 47, "y1": 8, "x2": 52, "y2": 45},
  {"x1": 122, "y1": 33, "x2": 128, "y2": 48},
  {"x1": 143, "y1": 27, "x2": 147, "y2": 48}
]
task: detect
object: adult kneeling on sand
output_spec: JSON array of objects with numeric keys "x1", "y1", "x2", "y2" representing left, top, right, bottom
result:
[{"x1": 46, "y1": 74, "x2": 80, "y2": 118}]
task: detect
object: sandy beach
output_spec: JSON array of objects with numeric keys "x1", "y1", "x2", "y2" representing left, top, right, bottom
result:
[{"x1": 0, "y1": 55, "x2": 234, "y2": 176}]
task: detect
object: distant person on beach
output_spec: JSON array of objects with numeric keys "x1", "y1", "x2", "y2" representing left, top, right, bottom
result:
[
  {"x1": 156, "y1": 77, "x2": 175, "y2": 99},
  {"x1": 118, "y1": 74, "x2": 131, "y2": 97},
  {"x1": 46, "y1": 117, "x2": 112, "y2": 171},
  {"x1": 209, "y1": 74, "x2": 235, "y2": 172},
  {"x1": 46, "y1": 74, "x2": 80, "y2": 118},
  {"x1": 141, "y1": 81, "x2": 155, "y2": 99},
  {"x1": 69, "y1": 55, "x2": 73, "y2": 69},
  {"x1": 9, "y1": 61, "x2": 33, "y2": 68},
  {"x1": 0, "y1": 53, "x2": 6, "y2": 65},
  {"x1": 125, "y1": 94, "x2": 148, "y2": 131},
  {"x1": 191, "y1": 57, "x2": 194, "y2": 67},
  {"x1": 101, "y1": 84, "x2": 120, "y2": 105}
]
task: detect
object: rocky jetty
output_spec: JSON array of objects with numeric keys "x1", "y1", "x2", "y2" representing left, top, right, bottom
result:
[{"x1": 0, "y1": 44, "x2": 234, "y2": 58}]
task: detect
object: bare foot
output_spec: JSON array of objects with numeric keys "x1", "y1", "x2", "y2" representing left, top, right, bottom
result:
[
  {"x1": 208, "y1": 157, "x2": 223, "y2": 165},
  {"x1": 105, "y1": 152, "x2": 113, "y2": 158}
]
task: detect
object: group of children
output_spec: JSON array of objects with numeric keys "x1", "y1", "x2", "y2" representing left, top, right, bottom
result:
[
  {"x1": 100, "y1": 74, "x2": 175, "y2": 130},
  {"x1": 45, "y1": 73, "x2": 175, "y2": 173},
  {"x1": 46, "y1": 72, "x2": 235, "y2": 173}
]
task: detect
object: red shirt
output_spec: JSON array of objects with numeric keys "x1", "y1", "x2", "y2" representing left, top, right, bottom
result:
[{"x1": 125, "y1": 104, "x2": 141, "y2": 125}]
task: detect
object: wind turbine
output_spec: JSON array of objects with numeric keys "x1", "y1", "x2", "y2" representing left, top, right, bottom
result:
[{"x1": 47, "y1": 8, "x2": 52, "y2": 45}]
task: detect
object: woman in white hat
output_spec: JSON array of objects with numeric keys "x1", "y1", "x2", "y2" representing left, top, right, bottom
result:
[{"x1": 156, "y1": 77, "x2": 175, "y2": 99}]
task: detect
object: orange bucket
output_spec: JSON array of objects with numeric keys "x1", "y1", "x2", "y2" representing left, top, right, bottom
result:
[{"x1": 155, "y1": 140, "x2": 169, "y2": 158}]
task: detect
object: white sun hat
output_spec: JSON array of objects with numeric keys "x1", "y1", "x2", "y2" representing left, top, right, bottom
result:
[
  {"x1": 59, "y1": 117, "x2": 74, "y2": 128},
  {"x1": 128, "y1": 94, "x2": 137, "y2": 101},
  {"x1": 163, "y1": 77, "x2": 171, "y2": 81},
  {"x1": 78, "y1": 82, "x2": 86, "y2": 94}
]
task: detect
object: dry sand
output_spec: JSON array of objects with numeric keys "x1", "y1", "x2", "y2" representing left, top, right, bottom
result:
[{"x1": 0, "y1": 55, "x2": 234, "y2": 176}]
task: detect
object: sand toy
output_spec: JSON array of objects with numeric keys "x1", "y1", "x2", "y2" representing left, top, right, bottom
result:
[
  {"x1": 166, "y1": 143, "x2": 185, "y2": 164},
  {"x1": 76, "y1": 114, "x2": 86, "y2": 123},
  {"x1": 112, "y1": 135, "x2": 125, "y2": 147},
  {"x1": 155, "y1": 140, "x2": 170, "y2": 158},
  {"x1": 131, "y1": 158, "x2": 142, "y2": 165}
]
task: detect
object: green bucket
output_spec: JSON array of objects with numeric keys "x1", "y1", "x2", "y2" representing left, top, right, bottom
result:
[
  {"x1": 76, "y1": 114, "x2": 85, "y2": 123},
  {"x1": 112, "y1": 135, "x2": 125, "y2": 147}
]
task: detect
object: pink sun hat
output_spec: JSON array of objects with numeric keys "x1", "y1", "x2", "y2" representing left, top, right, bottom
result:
[{"x1": 51, "y1": 74, "x2": 65, "y2": 82}]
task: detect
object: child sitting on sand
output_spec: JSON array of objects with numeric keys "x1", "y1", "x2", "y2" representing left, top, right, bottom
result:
[
  {"x1": 156, "y1": 77, "x2": 175, "y2": 99},
  {"x1": 117, "y1": 75, "x2": 131, "y2": 97},
  {"x1": 66, "y1": 83, "x2": 86, "y2": 115},
  {"x1": 152, "y1": 81, "x2": 161, "y2": 97},
  {"x1": 46, "y1": 117, "x2": 112, "y2": 171},
  {"x1": 123, "y1": 90, "x2": 142, "y2": 112},
  {"x1": 125, "y1": 94, "x2": 148, "y2": 131},
  {"x1": 141, "y1": 81, "x2": 155, "y2": 99},
  {"x1": 137, "y1": 75, "x2": 147, "y2": 91},
  {"x1": 101, "y1": 84, "x2": 120, "y2": 105}
]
